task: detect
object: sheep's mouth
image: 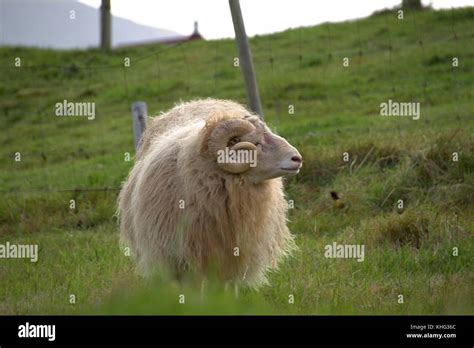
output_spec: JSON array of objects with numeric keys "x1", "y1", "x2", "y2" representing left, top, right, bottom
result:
[{"x1": 280, "y1": 167, "x2": 301, "y2": 173}]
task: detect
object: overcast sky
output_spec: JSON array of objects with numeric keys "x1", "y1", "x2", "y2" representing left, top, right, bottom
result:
[{"x1": 78, "y1": 0, "x2": 473, "y2": 39}]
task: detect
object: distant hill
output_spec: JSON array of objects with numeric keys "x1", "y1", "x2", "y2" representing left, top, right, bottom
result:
[{"x1": 0, "y1": 0, "x2": 185, "y2": 49}]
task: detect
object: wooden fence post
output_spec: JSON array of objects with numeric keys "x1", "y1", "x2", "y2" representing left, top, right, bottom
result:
[
  {"x1": 100, "y1": 0, "x2": 112, "y2": 50},
  {"x1": 132, "y1": 101, "x2": 148, "y2": 151},
  {"x1": 228, "y1": 0, "x2": 263, "y2": 118}
]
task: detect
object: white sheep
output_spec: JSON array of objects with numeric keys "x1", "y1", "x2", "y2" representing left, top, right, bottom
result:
[{"x1": 118, "y1": 99, "x2": 302, "y2": 287}]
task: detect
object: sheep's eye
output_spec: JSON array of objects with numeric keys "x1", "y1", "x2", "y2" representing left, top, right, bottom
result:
[{"x1": 228, "y1": 137, "x2": 240, "y2": 146}]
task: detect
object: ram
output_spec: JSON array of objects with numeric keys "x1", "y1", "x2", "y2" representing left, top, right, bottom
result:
[{"x1": 118, "y1": 99, "x2": 302, "y2": 287}]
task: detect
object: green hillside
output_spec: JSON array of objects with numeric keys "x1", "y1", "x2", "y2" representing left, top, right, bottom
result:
[{"x1": 0, "y1": 7, "x2": 473, "y2": 314}]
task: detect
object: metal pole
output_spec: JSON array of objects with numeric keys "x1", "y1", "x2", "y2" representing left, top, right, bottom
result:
[{"x1": 228, "y1": 0, "x2": 263, "y2": 118}]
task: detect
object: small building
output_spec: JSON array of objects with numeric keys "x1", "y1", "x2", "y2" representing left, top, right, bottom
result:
[
  {"x1": 188, "y1": 22, "x2": 204, "y2": 41},
  {"x1": 118, "y1": 22, "x2": 204, "y2": 48}
]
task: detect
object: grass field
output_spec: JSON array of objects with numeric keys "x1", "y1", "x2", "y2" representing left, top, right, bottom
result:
[{"x1": 0, "y1": 7, "x2": 473, "y2": 315}]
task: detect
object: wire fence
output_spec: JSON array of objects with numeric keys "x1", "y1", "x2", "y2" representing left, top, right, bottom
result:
[{"x1": 1, "y1": 7, "x2": 470, "y2": 197}]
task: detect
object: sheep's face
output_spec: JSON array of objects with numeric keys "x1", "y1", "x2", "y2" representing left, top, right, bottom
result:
[
  {"x1": 242, "y1": 117, "x2": 302, "y2": 183},
  {"x1": 206, "y1": 114, "x2": 302, "y2": 184}
]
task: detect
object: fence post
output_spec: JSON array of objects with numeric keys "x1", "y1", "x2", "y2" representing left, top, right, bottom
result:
[
  {"x1": 228, "y1": 0, "x2": 263, "y2": 118},
  {"x1": 100, "y1": 0, "x2": 112, "y2": 50},
  {"x1": 131, "y1": 101, "x2": 148, "y2": 151}
]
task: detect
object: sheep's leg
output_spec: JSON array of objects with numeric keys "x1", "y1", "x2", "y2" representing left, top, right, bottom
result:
[
  {"x1": 234, "y1": 283, "x2": 239, "y2": 299},
  {"x1": 200, "y1": 279, "x2": 207, "y2": 300},
  {"x1": 223, "y1": 281, "x2": 239, "y2": 299}
]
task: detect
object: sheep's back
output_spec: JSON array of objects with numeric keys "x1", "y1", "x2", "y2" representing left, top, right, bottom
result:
[{"x1": 137, "y1": 99, "x2": 248, "y2": 159}]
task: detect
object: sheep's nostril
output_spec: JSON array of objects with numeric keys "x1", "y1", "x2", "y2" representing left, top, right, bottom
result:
[{"x1": 291, "y1": 155, "x2": 302, "y2": 163}]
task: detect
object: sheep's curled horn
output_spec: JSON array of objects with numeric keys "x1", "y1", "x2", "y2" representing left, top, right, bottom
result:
[{"x1": 208, "y1": 118, "x2": 257, "y2": 174}]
